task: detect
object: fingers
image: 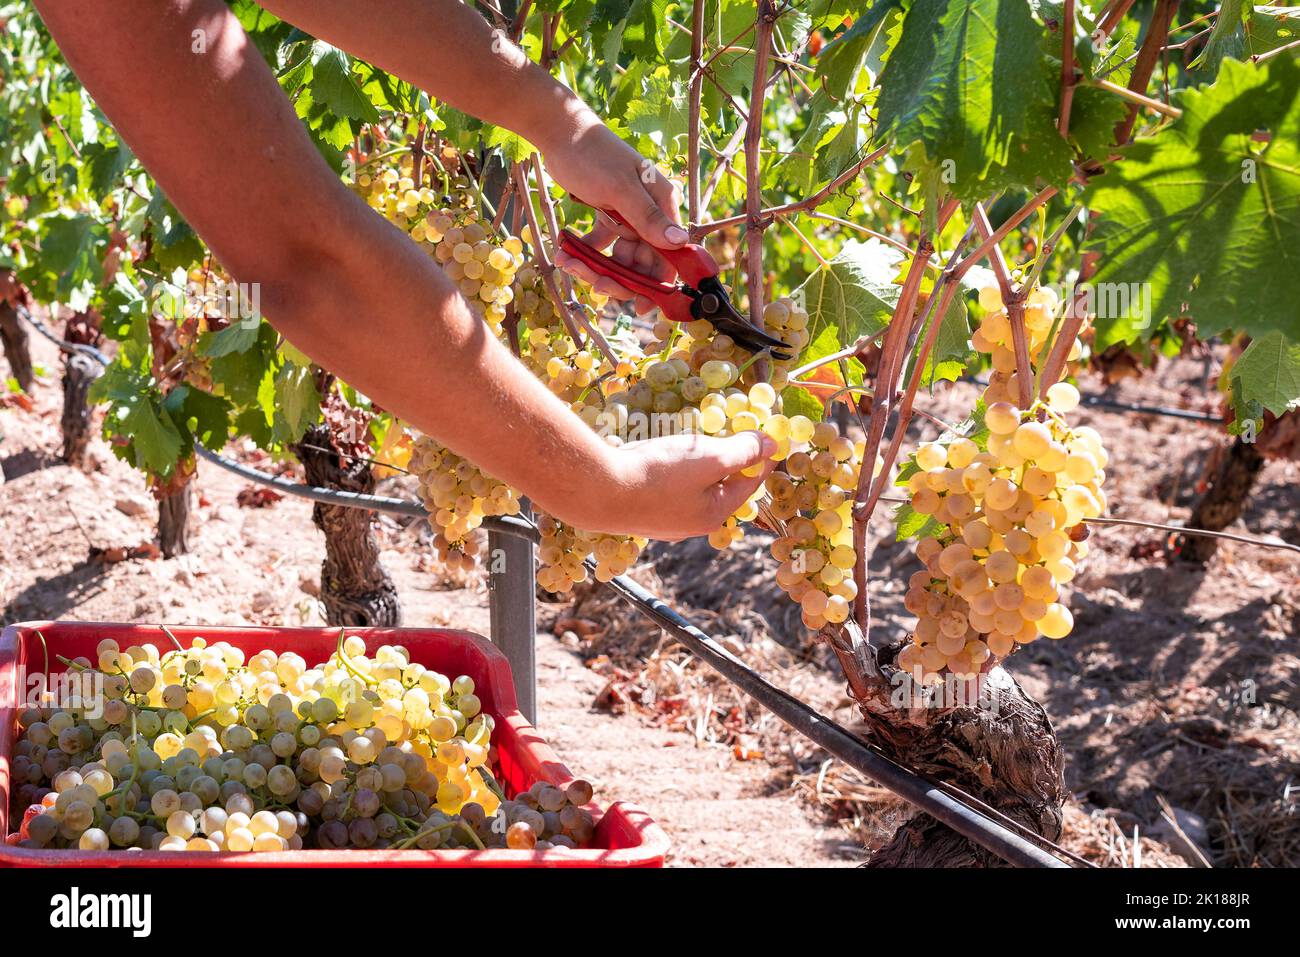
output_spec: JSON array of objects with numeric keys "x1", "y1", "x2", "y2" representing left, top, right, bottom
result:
[
  {"x1": 619, "y1": 181, "x2": 690, "y2": 249},
  {"x1": 643, "y1": 171, "x2": 684, "y2": 228},
  {"x1": 555, "y1": 229, "x2": 677, "y2": 307},
  {"x1": 699, "y1": 431, "x2": 778, "y2": 479},
  {"x1": 553, "y1": 250, "x2": 637, "y2": 300}
]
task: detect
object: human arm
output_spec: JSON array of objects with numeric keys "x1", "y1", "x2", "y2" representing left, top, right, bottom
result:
[
  {"x1": 31, "y1": 0, "x2": 773, "y2": 538},
  {"x1": 258, "y1": 0, "x2": 685, "y2": 309}
]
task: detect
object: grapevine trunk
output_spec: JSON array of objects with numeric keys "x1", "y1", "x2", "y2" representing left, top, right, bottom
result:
[
  {"x1": 157, "y1": 479, "x2": 192, "y2": 558},
  {"x1": 1182, "y1": 437, "x2": 1265, "y2": 563},
  {"x1": 834, "y1": 629, "x2": 1065, "y2": 867},
  {"x1": 0, "y1": 300, "x2": 34, "y2": 395},
  {"x1": 294, "y1": 424, "x2": 401, "y2": 627},
  {"x1": 60, "y1": 355, "x2": 100, "y2": 469}
]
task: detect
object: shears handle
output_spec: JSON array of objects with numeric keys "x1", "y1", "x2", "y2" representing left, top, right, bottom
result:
[
  {"x1": 570, "y1": 197, "x2": 718, "y2": 289},
  {"x1": 557, "y1": 229, "x2": 696, "y2": 325}
]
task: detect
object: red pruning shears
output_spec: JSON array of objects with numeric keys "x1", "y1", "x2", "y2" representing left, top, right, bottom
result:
[{"x1": 559, "y1": 200, "x2": 792, "y2": 360}]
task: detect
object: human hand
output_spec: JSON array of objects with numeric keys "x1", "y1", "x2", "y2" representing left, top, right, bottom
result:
[
  {"x1": 542, "y1": 116, "x2": 688, "y2": 314},
  {"x1": 559, "y1": 431, "x2": 778, "y2": 541}
]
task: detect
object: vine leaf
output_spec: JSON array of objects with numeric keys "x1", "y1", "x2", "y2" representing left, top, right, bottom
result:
[
  {"x1": 274, "y1": 362, "x2": 323, "y2": 444},
  {"x1": 163, "y1": 385, "x2": 233, "y2": 457},
  {"x1": 874, "y1": 0, "x2": 1072, "y2": 203},
  {"x1": 795, "y1": 238, "x2": 903, "y2": 387},
  {"x1": 814, "y1": 1, "x2": 900, "y2": 99},
  {"x1": 626, "y1": 72, "x2": 690, "y2": 144},
  {"x1": 893, "y1": 502, "x2": 943, "y2": 541},
  {"x1": 92, "y1": 356, "x2": 183, "y2": 477},
  {"x1": 310, "y1": 47, "x2": 381, "y2": 124},
  {"x1": 913, "y1": 283, "x2": 971, "y2": 387},
  {"x1": 781, "y1": 384, "x2": 826, "y2": 422},
  {"x1": 1191, "y1": 2, "x2": 1300, "y2": 73},
  {"x1": 1190, "y1": 0, "x2": 1251, "y2": 72},
  {"x1": 484, "y1": 125, "x2": 536, "y2": 164},
  {"x1": 39, "y1": 215, "x2": 104, "y2": 298},
  {"x1": 1086, "y1": 57, "x2": 1300, "y2": 348},
  {"x1": 1230, "y1": 330, "x2": 1300, "y2": 417},
  {"x1": 200, "y1": 322, "x2": 261, "y2": 358},
  {"x1": 120, "y1": 399, "x2": 183, "y2": 477}
]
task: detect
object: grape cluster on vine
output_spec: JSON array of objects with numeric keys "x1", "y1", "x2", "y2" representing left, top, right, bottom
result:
[{"x1": 895, "y1": 286, "x2": 1107, "y2": 682}]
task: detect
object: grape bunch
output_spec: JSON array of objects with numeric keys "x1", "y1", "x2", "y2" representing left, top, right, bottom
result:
[
  {"x1": 411, "y1": 434, "x2": 522, "y2": 558},
  {"x1": 766, "y1": 421, "x2": 879, "y2": 629},
  {"x1": 534, "y1": 514, "x2": 647, "y2": 593},
  {"x1": 356, "y1": 160, "x2": 523, "y2": 336},
  {"x1": 894, "y1": 287, "x2": 1107, "y2": 681},
  {"x1": 9, "y1": 634, "x2": 599, "y2": 854}
]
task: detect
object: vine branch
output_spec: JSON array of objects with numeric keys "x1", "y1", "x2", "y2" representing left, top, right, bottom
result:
[
  {"x1": 743, "y1": 1, "x2": 778, "y2": 324},
  {"x1": 1113, "y1": 0, "x2": 1180, "y2": 145},
  {"x1": 973, "y1": 203, "x2": 1034, "y2": 409}
]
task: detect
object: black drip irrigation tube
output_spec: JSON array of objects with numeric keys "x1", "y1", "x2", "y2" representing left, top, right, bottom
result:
[{"x1": 23, "y1": 305, "x2": 1072, "y2": 867}]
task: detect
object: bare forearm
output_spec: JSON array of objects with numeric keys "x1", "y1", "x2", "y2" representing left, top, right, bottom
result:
[
  {"x1": 259, "y1": 0, "x2": 597, "y2": 153},
  {"x1": 31, "y1": 0, "x2": 617, "y2": 521}
]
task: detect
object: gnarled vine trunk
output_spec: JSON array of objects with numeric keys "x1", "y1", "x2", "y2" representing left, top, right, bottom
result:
[
  {"x1": 60, "y1": 310, "x2": 104, "y2": 469},
  {"x1": 1181, "y1": 437, "x2": 1265, "y2": 563},
  {"x1": 824, "y1": 625, "x2": 1065, "y2": 867},
  {"x1": 294, "y1": 423, "x2": 401, "y2": 626},
  {"x1": 61, "y1": 353, "x2": 100, "y2": 467},
  {"x1": 0, "y1": 299, "x2": 34, "y2": 395},
  {"x1": 157, "y1": 479, "x2": 192, "y2": 558}
]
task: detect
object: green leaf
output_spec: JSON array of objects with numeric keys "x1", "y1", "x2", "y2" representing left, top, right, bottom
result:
[
  {"x1": 81, "y1": 142, "x2": 133, "y2": 198},
  {"x1": 815, "y1": 1, "x2": 900, "y2": 98},
  {"x1": 874, "y1": 0, "x2": 1073, "y2": 202},
  {"x1": 1246, "y1": 6, "x2": 1300, "y2": 55},
  {"x1": 626, "y1": 72, "x2": 690, "y2": 144},
  {"x1": 483, "y1": 125, "x2": 536, "y2": 164},
  {"x1": 273, "y1": 362, "x2": 321, "y2": 443},
  {"x1": 1086, "y1": 57, "x2": 1300, "y2": 347},
  {"x1": 893, "y1": 502, "x2": 943, "y2": 541},
  {"x1": 309, "y1": 47, "x2": 381, "y2": 124},
  {"x1": 1190, "y1": 0, "x2": 1251, "y2": 72},
  {"x1": 1067, "y1": 27, "x2": 1134, "y2": 159},
  {"x1": 40, "y1": 215, "x2": 103, "y2": 295},
  {"x1": 163, "y1": 385, "x2": 233, "y2": 453},
  {"x1": 915, "y1": 286, "x2": 971, "y2": 387},
  {"x1": 795, "y1": 239, "x2": 905, "y2": 378},
  {"x1": 1230, "y1": 330, "x2": 1300, "y2": 416},
  {"x1": 781, "y1": 384, "x2": 826, "y2": 422},
  {"x1": 200, "y1": 321, "x2": 261, "y2": 358},
  {"x1": 116, "y1": 394, "x2": 183, "y2": 476}
]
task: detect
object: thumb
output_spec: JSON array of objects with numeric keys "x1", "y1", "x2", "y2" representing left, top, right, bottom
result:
[
  {"x1": 618, "y1": 183, "x2": 690, "y2": 248},
  {"x1": 701, "y1": 432, "x2": 777, "y2": 480}
]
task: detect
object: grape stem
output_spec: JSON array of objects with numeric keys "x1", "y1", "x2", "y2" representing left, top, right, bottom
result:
[
  {"x1": 972, "y1": 203, "x2": 1035, "y2": 409},
  {"x1": 528, "y1": 153, "x2": 618, "y2": 367},
  {"x1": 1058, "y1": 0, "x2": 1078, "y2": 135},
  {"x1": 159, "y1": 625, "x2": 185, "y2": 653},
  {"x1": 850, "y1": 219, "x2": 939, "y2": 631},
  {"x1": 692, "y1": 144, "x2": 890, "y2": 239},
  {"x1": 333, "y1": 628, "x2": 376, "y2": 687}
]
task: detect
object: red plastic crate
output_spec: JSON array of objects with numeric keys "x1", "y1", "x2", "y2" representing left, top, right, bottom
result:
[{"x1": 0, "y1": 621, "x2": 668, "y2": 867}]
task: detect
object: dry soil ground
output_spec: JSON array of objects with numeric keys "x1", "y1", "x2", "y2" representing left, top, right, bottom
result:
[{"x1": 3, "y1": 329, "x2": 1297, "y2": 866}]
